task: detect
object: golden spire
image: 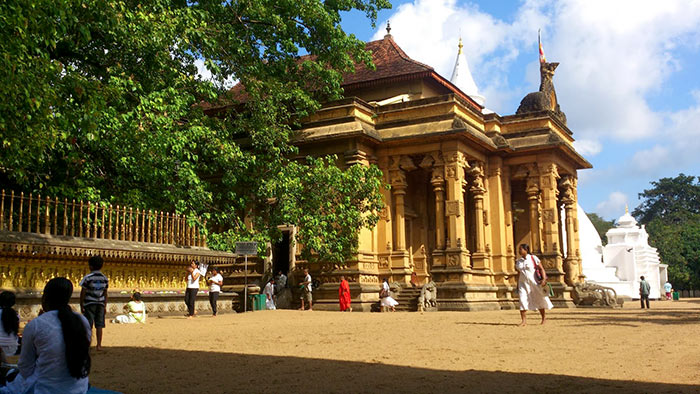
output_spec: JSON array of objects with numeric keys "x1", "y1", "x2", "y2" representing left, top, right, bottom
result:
[
  {"x1": 458, "y1": 37, "x2": 463, "y2": 55},
  {"x1": 625, "y1": 204, "x2": 629, "y2": 214}
]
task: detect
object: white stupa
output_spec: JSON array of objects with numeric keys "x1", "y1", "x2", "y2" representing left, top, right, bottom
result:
[
  {"x1": 578, "y1": 206, "x2": 668, "y2": 300},
  {"x1": 450, "y1": 38, "x2": 486, "y2": 108}
]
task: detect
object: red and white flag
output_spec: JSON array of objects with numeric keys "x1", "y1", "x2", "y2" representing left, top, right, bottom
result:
[{"x1": 538, "y1": 29, "x2": 546, "y2": 63}]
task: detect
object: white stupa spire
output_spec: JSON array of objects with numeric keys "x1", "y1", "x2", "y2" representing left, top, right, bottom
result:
[{"x1": 450, "y1": 38, "x2": 485, "y2": 107}]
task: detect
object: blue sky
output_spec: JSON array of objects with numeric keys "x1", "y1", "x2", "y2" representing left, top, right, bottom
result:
[{"x1": 339, "y1": 0, "x2": 700, "y2": 220}]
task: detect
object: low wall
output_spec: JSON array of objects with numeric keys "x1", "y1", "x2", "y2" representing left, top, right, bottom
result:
[{"x1": 15, "y1": 291, "x2": 239, "y2": 320}]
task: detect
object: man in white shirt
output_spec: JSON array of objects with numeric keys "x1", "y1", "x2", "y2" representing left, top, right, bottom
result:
[
  {"x1": 208, "y1": 267, "x2": 223, "y2": 316},
  {"x1": 299, "y1": 268, "x2": 312, "y2": 311},
  {"x1": 263, "y1": 278, "x2": 276, "y2": 310}
]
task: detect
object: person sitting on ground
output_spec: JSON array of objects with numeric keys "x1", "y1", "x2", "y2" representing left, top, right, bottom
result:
[
  {"x1": 112, "y1": 292, "x2": 146, "y2": 324},
  {"x1": 379, "y1": 278, "x2": 398, "y2": 312},
  {"x1": 0, "y1": 291, "x2": 20, "y2": 362},
  {"x1": 263, "y1": 278, "x2": 276, "y2": 310},
  {"x1": 15, "y1": 277, "x2": 91, "y2": 393}
]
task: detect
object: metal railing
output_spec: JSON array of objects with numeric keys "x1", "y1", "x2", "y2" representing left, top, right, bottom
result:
[{"x1": 0, "y1": 189, "x2": 206, "y2": 247}]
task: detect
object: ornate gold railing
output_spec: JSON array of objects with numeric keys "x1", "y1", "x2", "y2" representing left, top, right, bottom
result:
[{"x1": 0, "y1": 189, "x2": 206, "y2": 247}]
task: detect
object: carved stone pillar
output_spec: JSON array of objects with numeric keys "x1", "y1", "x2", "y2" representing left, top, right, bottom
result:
[
  {"x1": 525, "y1": 175, "x2": 542, "y2": 255},
  {"x1": 560, "y1": 175, "x2": 577, "y2": 286},
  {"x1": 470, "y1": 162, "x2": 488, "y2": 270},
  {"x1": 443, "y1": 151, "x2": 470, "y2": 270},
  {"x1": 431, "y1": 167, "x2": 446, "y2": 251},
  {"x1": 390, "y1": 169, "x2": 407, "y2": 252},
  {"x1": 538, "y1": 163, "x2": 564, "y2": 282}
]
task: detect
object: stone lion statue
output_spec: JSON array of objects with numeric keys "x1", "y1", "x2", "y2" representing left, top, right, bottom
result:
[
  {"x1": 418, "y1": 281, "x2": 438, "y2": 312},
  {"x1": 572, "y1": 282, "x2": 623, "y2": 307}
]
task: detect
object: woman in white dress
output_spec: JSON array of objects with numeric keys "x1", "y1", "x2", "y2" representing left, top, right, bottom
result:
[
  {"x1": 379, "y1": 279, "x2": 398, "y2": 312},
  {"x1": 515, "y1": 243, "x2": 552, "y2": 325}
]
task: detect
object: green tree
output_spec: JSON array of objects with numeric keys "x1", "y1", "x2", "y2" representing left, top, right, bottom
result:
[
  {"x1": 586, "y1": 212, "x2": 615, "y2": 245},
  {"x1": 634, "y1": 174, "x2": 700, "y2": 289},
  {"x1": 0, "y1": 0, "x2": 391, "y2": 262}
]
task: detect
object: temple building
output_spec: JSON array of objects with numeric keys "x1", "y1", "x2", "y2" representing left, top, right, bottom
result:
[{"x1": 231, "y1": 29, "x2": 592, "y2": 311}]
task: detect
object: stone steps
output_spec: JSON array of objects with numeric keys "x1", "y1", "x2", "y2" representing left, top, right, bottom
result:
[{"x1": 393, "y1": 287, "x2": 422, "y2": 312}]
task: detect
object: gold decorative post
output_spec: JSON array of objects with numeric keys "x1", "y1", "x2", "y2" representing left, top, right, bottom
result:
[
  {"x1": 63, "y1": 198, "x2": 68, "y2": 236},
  {"x1": 44, "y1": 195, "x2": 50, "y2": 234},
  {"x1": 158, "y1": 211, "x2": 164, "y2": 244},
  {"x1": 146, "y1": 210, "x2": 152, "y2": 243},
  {"x1": 100, "y1": 203, "x2": 105, "y2": 238},
  {"x1": 93, "y1": 203, "x2": 99, "y2": 239},
  {"x1": 8, "y1": 190, "x2": 14, "y2": 231},
  {"x1": 202, "y1": 219, "x2": 207, "y2": 247},
  {"x1": 85, "y1": 201, "x2": 91, "y2": 238},
  {"x1": 107, "y1": 205, "x2": 113, "y2": 240},
  {"x1": 70, "y1": 200, "x2": 76, "y2": 236},
  {"x1": 53, "y1": 197, "x2": 58, "y2": 235},
  {"x1": 128, "y1": 208, "x2": 134, "y2": 241},
  {"x1": 27, "y1": 193, "x2": 33, "y2": 233},
  {"x1": 115, "y1": 205, "x2": 121, "y2": 240},
  {"x1": 35, "y1": 193, "x2": 41, "y2": 233},
  {"x1": 121, "y1": 205, "x2": 126, "y2": 241},
  {"x1": 0, "y1": 190, "x2": 4, "y2": 230}
]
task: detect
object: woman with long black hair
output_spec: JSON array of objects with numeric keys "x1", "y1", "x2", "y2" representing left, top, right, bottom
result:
[
  {"x1": 0, "y1": 291, "x2": 20, "y2": 360},
  {"x1": 17, "y1": 277, "x2": 91, "y2": 393}
]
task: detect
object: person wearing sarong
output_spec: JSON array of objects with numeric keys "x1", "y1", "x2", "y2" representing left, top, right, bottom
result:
[
  {"x1": 338, "y1": 276, "x2": 351, "y2": 312},
  {"x1": 263, "y1": 279, "x2": 276, "y2": 310},
  {"x1": 379, "y1": 279, "x2": 398, "y2": 312},
  {"x1": 515, "y1": 243, "x2": 552, "y2": 326},
  {"x1": 112, "y1": 292, "x2": 146, "y2": 324}
]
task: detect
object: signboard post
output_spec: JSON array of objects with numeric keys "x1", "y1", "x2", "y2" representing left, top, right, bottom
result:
[{"x1": 235, "y1": 242, "x2": 258, "y2": 312}]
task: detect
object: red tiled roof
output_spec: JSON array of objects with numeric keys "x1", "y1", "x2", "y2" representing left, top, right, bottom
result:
[{"x1": 341, "y1": 34, "x2": 433, "y2": 87}]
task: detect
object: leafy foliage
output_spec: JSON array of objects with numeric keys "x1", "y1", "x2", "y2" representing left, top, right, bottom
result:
[
  {"x1": 634, "y1": 174, "x2": 700, "y2": 289},
  {"x1": 586, "y1": 212, "x2": 615, "y2": 245},
  {"x1": 0, "y1": 0, "x2": 390, "y2": 262}
]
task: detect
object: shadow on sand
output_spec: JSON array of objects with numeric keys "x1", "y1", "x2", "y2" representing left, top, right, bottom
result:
[{"x1": 90, "y1": 347, "x2": 700, "y2": 394}]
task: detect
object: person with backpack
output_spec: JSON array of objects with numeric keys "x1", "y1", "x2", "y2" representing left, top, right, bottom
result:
[{"x1": 515, "y1": 244, "x2": 552, "y2": 326}]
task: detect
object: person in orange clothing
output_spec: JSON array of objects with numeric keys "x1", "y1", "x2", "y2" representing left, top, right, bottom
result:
[{"x1": 338, "y1": 275, "x2": 352, "y2": 312}]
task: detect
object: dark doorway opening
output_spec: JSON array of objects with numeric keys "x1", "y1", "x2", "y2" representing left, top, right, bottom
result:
[{"x1": 273, "y1": 231, "x2": 291, "y2": 275}]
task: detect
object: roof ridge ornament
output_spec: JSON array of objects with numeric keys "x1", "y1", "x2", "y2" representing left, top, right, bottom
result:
[{"x1": 385, "y1": 20, "x2": 391, "y2": 37}]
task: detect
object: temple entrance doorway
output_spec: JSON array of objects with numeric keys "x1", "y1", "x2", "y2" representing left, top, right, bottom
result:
[{"x1": 272, "y1": 230, "x2": 292, "y2": 275}]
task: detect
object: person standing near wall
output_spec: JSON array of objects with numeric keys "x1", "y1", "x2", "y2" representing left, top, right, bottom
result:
[
  {"x1": 663, "y1": 280, "x2": 673, "y2": 300},
  {"x1": 338, "y1": 276, "x2": 351, "y2": 312},
  {"x1": 639, "y1": 276, "x2": 651, "y2": 309},
  {"x1": 79, "y1": 255, "x2": 108, "y2": 350},
  {"x1": 184, "y1": 261, "x2": 201, "y2": 318},
  {"x1": 208, "y1": 267, "x2": 223, "y2": 317}
]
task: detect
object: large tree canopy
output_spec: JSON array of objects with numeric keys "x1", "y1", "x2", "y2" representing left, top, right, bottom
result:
[
  {"x1": 0, "y1": 0, "x2": 391, "y2": 261},
  {"x1": 633, "y1": 174, "x2": 700, "y2": 289}
]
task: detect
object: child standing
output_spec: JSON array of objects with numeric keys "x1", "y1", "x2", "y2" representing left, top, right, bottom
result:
[{"x1": 79, "y1": 255, "x2": 109, "y2": 350}]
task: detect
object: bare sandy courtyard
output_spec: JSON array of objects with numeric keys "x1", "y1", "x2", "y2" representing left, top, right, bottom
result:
[{"x1": 90, "y1": 299, "x2": 700, "y2": 393}]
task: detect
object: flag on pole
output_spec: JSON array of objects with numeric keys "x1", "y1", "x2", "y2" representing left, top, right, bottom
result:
[{"x1": 538, "y1": 29, "x2": 546, "y2": 63}]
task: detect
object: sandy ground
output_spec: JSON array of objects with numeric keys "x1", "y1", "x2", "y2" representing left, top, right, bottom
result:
[{"x1": 87, "y1": 299, "x2": 700, "y2": 393}]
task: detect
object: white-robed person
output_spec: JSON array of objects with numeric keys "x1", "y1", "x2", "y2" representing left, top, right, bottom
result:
[
  {"x1": 515, "y1": 243, "x2": 552, "y2": 325},
  {"x1": 263, "y1": 278, "x2": 276, "y2": 310},
  {"x1": 379, "y1": 278, "x2": 398, "y2": 312}
]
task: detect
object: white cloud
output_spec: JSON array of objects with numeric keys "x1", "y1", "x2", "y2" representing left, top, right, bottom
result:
[
  {"x1": 573, "y1": 139, "x2": 602, "y2": 156},
  {"x1": 194, "y1": 59, "x2": 213, "y2": 81},
  {"x1": 595, "y1": 191, "x2": 629, "y2": 219}
]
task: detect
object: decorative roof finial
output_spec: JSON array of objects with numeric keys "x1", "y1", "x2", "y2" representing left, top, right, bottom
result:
[
  {"x1": 625, "y1": 204, "x2": 629, "y2": 214},
  {"x1": 458, "y1": 37, "x2": 463, "y2": 55},
  {"x1": 386, "y1": 20, "x2": 391, "y2": 36}
]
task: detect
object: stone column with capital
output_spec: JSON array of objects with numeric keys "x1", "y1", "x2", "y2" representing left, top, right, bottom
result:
[
  {"x1": 390, "y1": 168, "x2": 407, "y2": 252},
  {"x1": 560, "y1": 175, "x2": 580, "y2": 285},
  {"x1": 431, "y1": 165, "x2": 446, "y2": 266},
  {"x1": 442, "y1": 151, "x2": 470, "y2": 273},
  {"x1": 526, "y1": 175, "x2": 542, "y2": 255},
  {"x1": 538, "y1": 163, "x2": 564, "y2": 283},
  {"x1": 469, "y1": 162, "x2": 489, "y2": 270}
]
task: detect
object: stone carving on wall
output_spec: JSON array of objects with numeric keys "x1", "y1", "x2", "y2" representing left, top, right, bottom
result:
[{"x1": 445, "y1": 201, "x2": 463, "y2": 216}]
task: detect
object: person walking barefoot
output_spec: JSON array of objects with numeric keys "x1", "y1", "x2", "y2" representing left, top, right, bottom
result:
[{"x1": 515, "y1": 244, "x2": 552, "y2": 326}]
